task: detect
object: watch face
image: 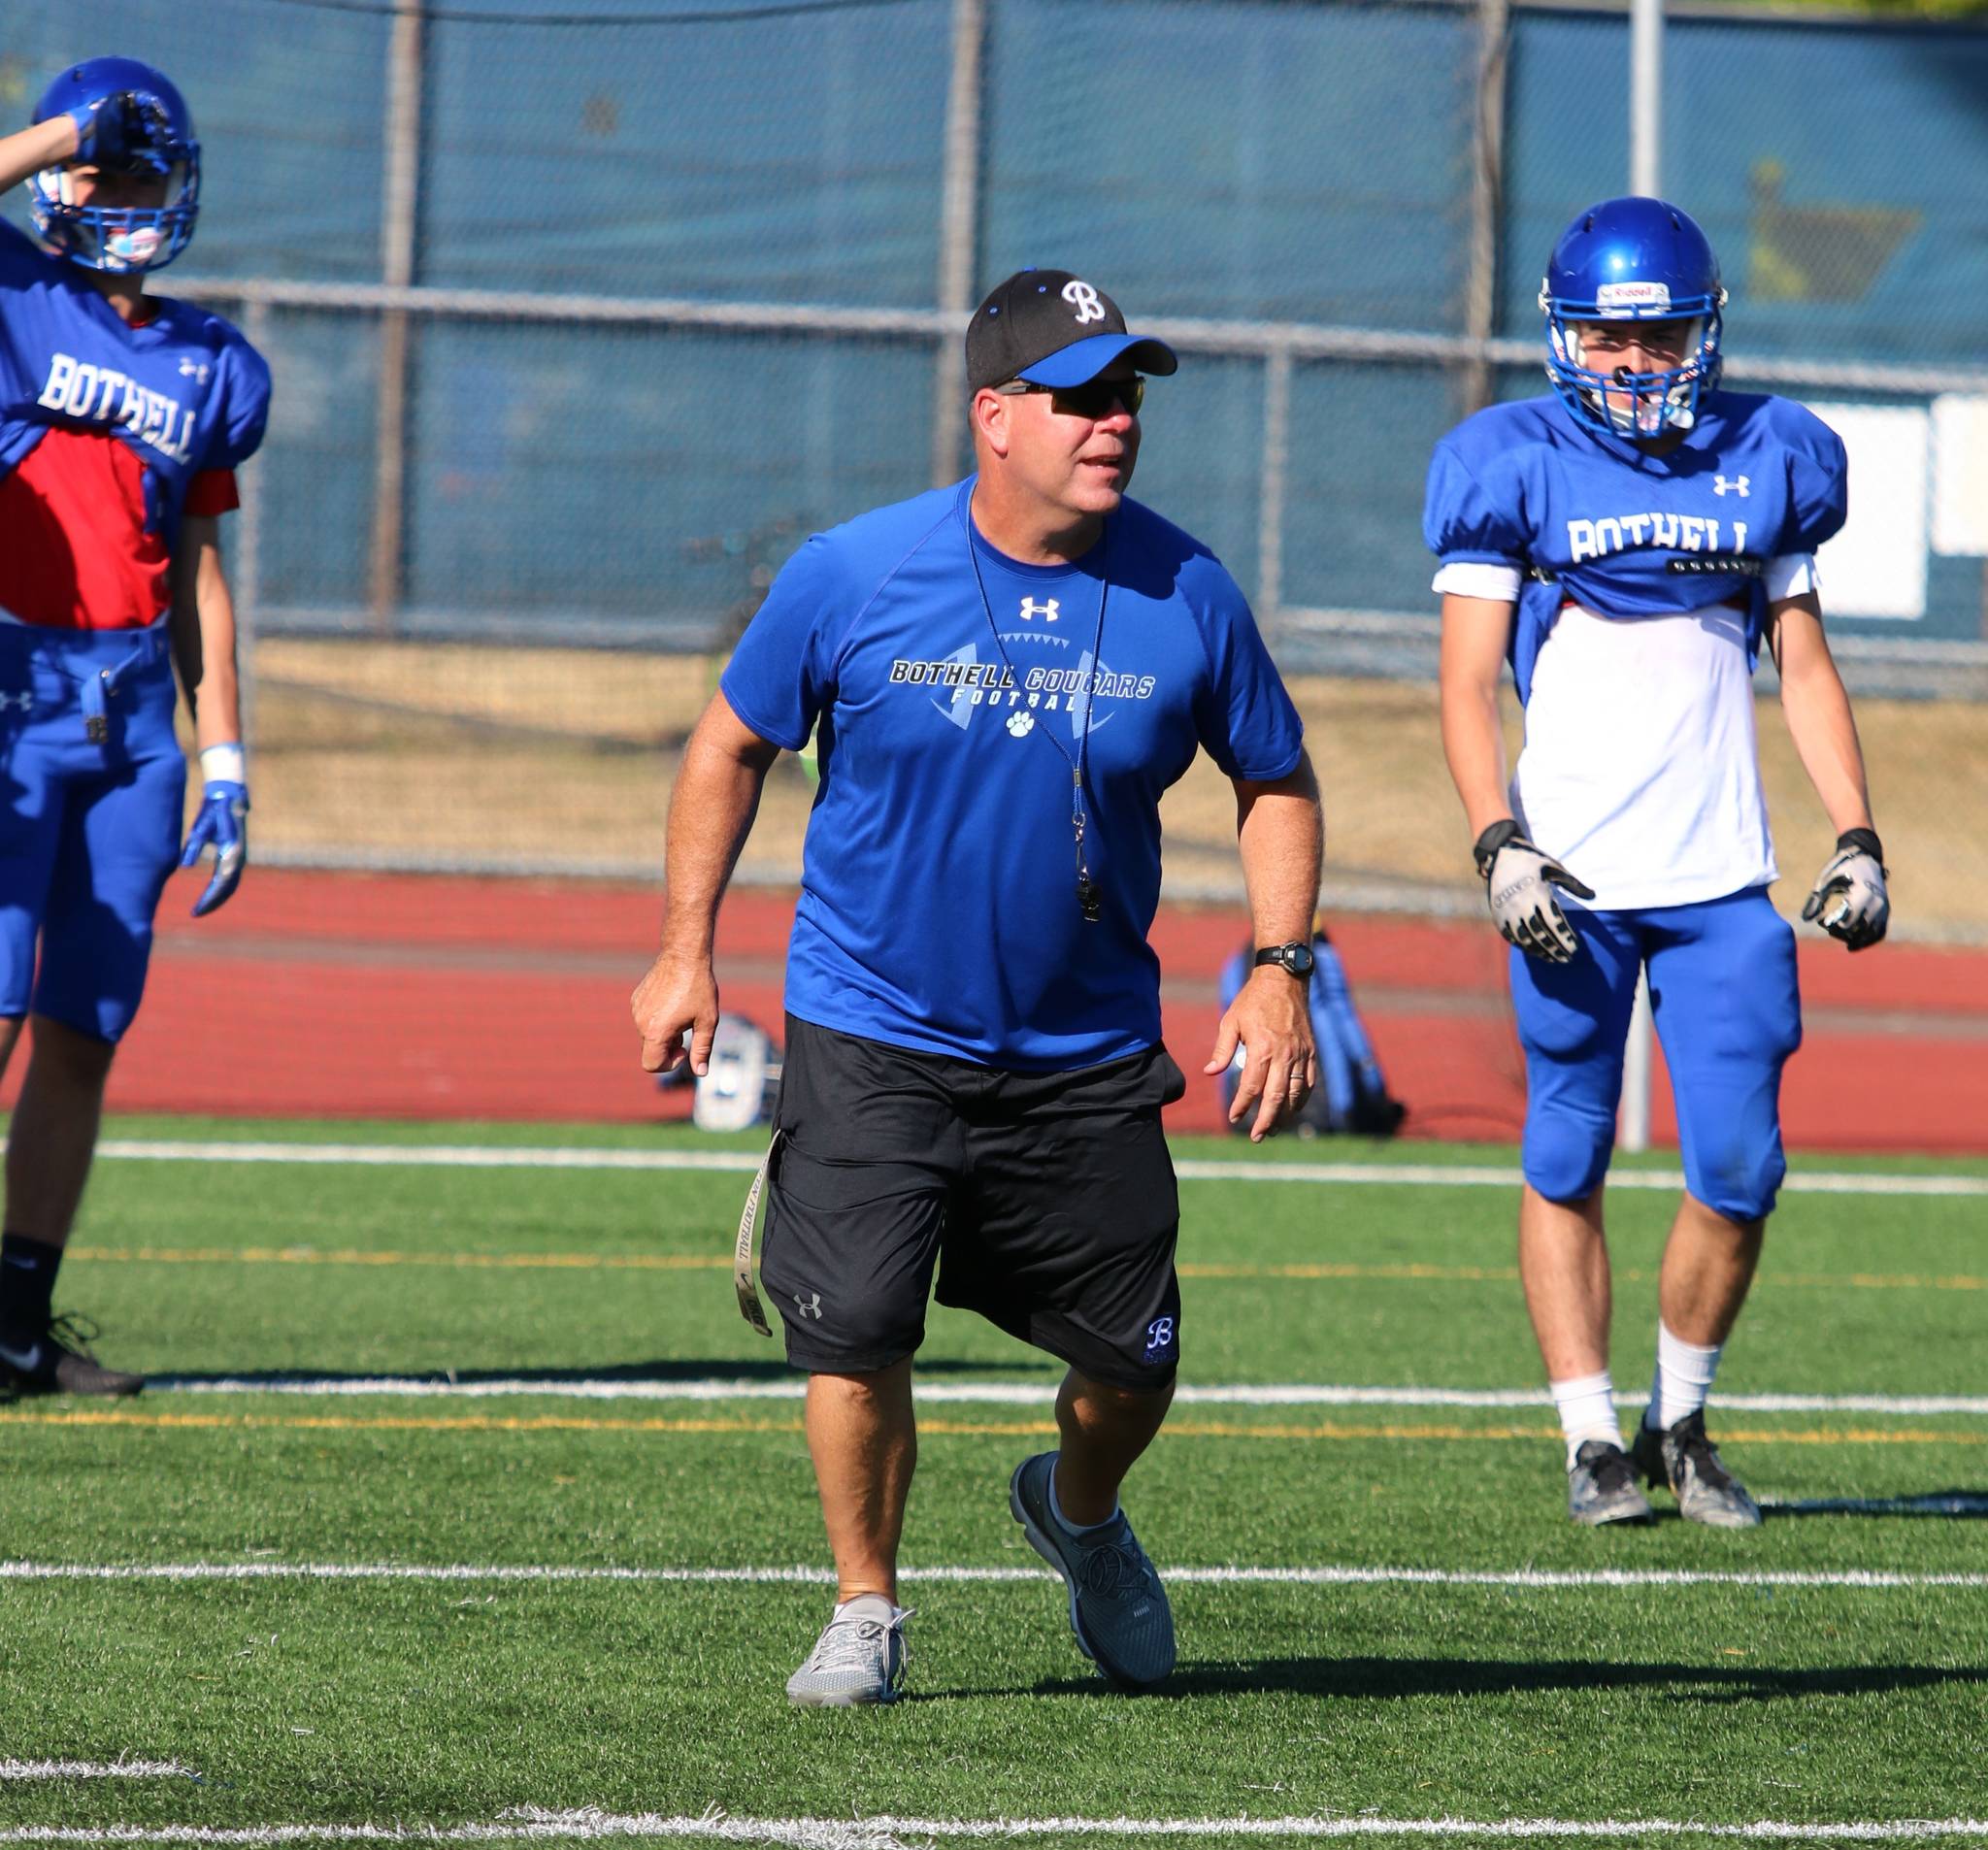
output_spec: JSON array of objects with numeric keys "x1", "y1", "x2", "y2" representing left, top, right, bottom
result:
[{"x1": 1285, "y1": 942, "x2": 1315, "y2": 976}]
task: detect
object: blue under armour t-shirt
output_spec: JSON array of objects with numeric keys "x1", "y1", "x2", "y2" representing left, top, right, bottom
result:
[{"x1": 720, "y1": 478, "x2": 1305, "y2": 1070}]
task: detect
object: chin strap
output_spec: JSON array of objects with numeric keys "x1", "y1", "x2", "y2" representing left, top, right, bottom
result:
[{"x1": 732, "y1": 1130, "x2": 779, "y2": 1337}]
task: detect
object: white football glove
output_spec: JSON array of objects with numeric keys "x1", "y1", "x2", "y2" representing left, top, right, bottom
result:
[
  {"x1": 1474, "y1": 820, "x2": 1596, "y2": 965},
  {"x1": 1802, "y1": 829, "x2": 1889, "y2": 951}
]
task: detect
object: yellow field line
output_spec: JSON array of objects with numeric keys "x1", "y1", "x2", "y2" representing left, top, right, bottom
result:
[
  {"x1": 3, "y1": 1408, "x2": 1980, "y2": 1445},
  {"x1": 73, "y1": 1246, "x2": 729, "y2": 1272},
  {"x1": 67, "y1": 1246, "x2": 1986, "y2": 1292}
]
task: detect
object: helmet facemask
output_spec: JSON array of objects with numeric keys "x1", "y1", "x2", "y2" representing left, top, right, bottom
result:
[
  {"x1": 1545, "y1": 306, "x2": 1721, "y2": 438},
  {"x1": 28, "y1": 91, "x2": 200, "y2": 274},
  {"x1": 1541, "y1": 283, "x2": 1726, "y2": 441}
]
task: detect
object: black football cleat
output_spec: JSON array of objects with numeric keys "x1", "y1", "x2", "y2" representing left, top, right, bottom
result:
[
  {"x1": 1567, "y1": 1438, "x2": 1655, "y2": 1527},
  {"x1": 0, "y1": 1314, "x2": 145, "y2": 1399},
  {"x1": 1632, "y1": 1410, "x2": 1762, "y2": 1529}
]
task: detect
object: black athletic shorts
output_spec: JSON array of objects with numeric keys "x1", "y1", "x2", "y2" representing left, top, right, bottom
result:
[{"x1": 758, "y1": 1014, "x2": 1186, "y2": 1389}]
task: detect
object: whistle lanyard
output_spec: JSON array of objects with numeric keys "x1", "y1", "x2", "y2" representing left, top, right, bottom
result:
[{"x1": 966, "y1": 521, "x2": 1111, "y2": 924}]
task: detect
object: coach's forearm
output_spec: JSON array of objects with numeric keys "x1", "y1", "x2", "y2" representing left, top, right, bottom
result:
[
  {"x1": 1234, "y1": 754, "x2": 1322, "y2": 946},
  {"x1": 658, "y1": 719, "x2": 778, "y2": 963}
]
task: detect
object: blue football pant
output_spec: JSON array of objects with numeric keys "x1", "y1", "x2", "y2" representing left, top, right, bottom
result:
[
  {"x1": 0, "y1": 624, "x2": 184, "y2": 1043},
  {"x1": 1508, "y1": 887, "x2": 1803, "y2": 1223}
]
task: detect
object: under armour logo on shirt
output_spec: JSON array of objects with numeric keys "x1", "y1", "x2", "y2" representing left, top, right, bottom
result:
[
  {"x1": 1062, "y1": 280, "x2": 1106, "y2": 324},
  {"x1": 794, "y1": 1292, "x2": 823, "y2": 1320},
  {"x1": 1018, "y1": 597, "x2": 1060, "y2": 622},
  {"x1": 0, "y1": 692, "x2": 32, "y2": 712},
  {"x1": 1713, "y1": 475, "x2": 1749, "y2": 497}
]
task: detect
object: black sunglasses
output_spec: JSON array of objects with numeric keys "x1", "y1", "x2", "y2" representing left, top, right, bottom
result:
[{"x1": 993, "y1": 375, "x2": 1144, "y2": 419}]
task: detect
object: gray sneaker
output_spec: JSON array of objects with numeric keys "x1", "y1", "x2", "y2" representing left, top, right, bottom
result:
[
  {"x1": 1567, "y1": 1438, "x2": 1655, "y2": 1527},
  {"x1": 784, "y1": 1594, "x2": 913, "y2": 1707},
  {"x1": 1009, "y1": 1452, "x2": 1175, "y2": 1691},
  {"x1": 1632, "y1": 1411, "x2": 1763, "y2": 1529}
]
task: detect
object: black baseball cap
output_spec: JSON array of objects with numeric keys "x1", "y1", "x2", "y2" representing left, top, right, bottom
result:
[{"x1": 965, "y1": 268, "x2": 1178, "y2": 394}]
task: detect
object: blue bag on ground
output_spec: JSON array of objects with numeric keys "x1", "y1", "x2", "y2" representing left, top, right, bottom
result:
[{"x1": 1218, "y1": 928, "x2": 1407, "y2": 1137}]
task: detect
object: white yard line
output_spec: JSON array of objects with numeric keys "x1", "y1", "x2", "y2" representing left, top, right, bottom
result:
[
  {"x1": 0, "y1": 1763, "x2": 184, "y2": 1781},
  {"x1": 90, "y1": 1140, "x2": 1988, "y2": 1198},
  {"x1": 1, "y1": 1562, "x2": 1981, "y2": 1590},
  {"x1": 138, "y1": 1375, "x2": 1988, "y2": 1416},
  {"x1": 4, "y1": 1808, "x2": 1988, "y2": 1845}
]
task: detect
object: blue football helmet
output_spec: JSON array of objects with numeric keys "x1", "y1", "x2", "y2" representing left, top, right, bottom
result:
[
  {"x1": 1540, "y1": 196, "x2": 1725, "y2": 440},
  {"x1": 28, "y1": 56, "x2": 201, "y2": 273}
]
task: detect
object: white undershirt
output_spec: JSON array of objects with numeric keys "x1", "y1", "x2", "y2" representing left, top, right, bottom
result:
[{"x1": 1433, "y1": 556, "x2": 1818, "y2": 911}]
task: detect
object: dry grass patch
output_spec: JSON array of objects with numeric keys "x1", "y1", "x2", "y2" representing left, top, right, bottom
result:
[{"x1": 227, "y1": 640, "x2": 1988, "y2": 936}]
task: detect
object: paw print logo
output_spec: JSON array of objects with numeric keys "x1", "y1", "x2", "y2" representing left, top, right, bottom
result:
[{"x1": 1006, "y1": 711, "x2": 1035, "y2": 738}]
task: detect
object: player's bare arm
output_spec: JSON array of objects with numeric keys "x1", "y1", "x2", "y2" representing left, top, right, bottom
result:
[
  {"x1": 1771, "y1": 591, "x2": 1890, "y2": 949},
  {"x1": 1440, "y1": 591, "x2": 1593, "y2": 963},
  {"x1": 1771, "y1": 593, "x2": 1875, "y2": 839},
  {"x1": 168, "y1": 513, "x2": 243, "y2": 752},
  {"x1": 168, "y1": 514, "x2": 251, "y2": 917},
  {"x1": 1438, "y1": 592, "x2": 1518, "y2": 838},
  {"x1": 1206, "y1": 751, "x2": 1322, "y2": 1142},
  {"x1": 632, "y1": 689, "x2": 781, "y2": 1075},
  {"x1": 0, "y1": 116, "x2": 80, "y2": 196}
]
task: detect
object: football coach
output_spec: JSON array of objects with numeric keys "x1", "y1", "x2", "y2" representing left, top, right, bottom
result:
[{"x1": 631, "y1": 269, "x2": 1324, "y2": 1705}]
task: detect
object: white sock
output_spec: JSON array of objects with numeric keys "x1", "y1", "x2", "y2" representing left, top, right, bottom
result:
[
  {"x1": 1550, "y1": 1371, "x2": 1623, "y2": 1470},
  {"x1": 1049, "y1": 1461, "x2": 1119, "y2": 1535},
  {"x1": 1646, "y1": 1323, "x2": 1722, "y2": 1433},
  {"x1": 833, "y1": 1592, "x2": 900, "y2": 1623}
]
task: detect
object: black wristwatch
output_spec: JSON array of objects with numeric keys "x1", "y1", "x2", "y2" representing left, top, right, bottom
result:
[{"x1": 1254, "y1": 941, "x2": 1315, "y2": 980}]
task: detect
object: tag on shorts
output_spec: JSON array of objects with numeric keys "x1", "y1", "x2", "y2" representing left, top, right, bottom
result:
[{"x1": 732, "y1": 1131, "x2": 780, "y2": 1338}]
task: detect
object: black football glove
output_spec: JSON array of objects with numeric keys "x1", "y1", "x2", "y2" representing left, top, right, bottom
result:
[
  {"x1": 68, "y1": 90, "x2": 174, "y2": 177},
  {"x1": 1802, "y1": 828, "x2": 1889, "y2": 951},
  {"x1": 1474, "y1": 820, "x2": 1596, "y2": 965}
]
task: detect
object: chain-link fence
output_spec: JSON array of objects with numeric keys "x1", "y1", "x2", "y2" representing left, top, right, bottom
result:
[{"x1": 3, "y1": 0, "x2": 1985, "y2": 934}]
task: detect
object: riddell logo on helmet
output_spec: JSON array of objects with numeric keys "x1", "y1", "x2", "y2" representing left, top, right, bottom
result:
[{"x1": 1595, "y1": 281, "x2": 1672, "y2": 313}]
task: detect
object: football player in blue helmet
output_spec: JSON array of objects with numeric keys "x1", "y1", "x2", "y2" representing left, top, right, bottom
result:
[
  {"x1": 0, "y1": 61, "x2": 268, "y2": 1399},
  {"x1": 1541, "y1": 196, "x2": 1724, "y2": 440},
  {"x1": 1426, "y1": 198, "x2": 1888, "y2": 1533},
  {"x1": 27, "y1": 57, "x2": 200, "y2": 274}
]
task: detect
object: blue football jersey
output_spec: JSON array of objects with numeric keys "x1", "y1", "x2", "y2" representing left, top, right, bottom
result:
[
  {"x1": 0, "y1": 219, "x2": 270, "y2": 546},
  {"x1": 721, "y1": 479, "x2": 1305, "y2": 1070},
  {"x1": 1424, "y1": 390, "x2": 1847, "y2": 703}
]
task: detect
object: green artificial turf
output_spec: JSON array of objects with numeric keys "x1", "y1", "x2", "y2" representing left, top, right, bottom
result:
[{"x1": 0, "y1": 1118, "x2": 1981, "y2": 1849}]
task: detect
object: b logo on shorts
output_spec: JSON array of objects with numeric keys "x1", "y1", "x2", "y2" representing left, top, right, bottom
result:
[
  {"x1": 1142, "y1": 1315, "x2": 1176, "y2": 1363},
  {"x1": 1062, "y1": 280, "x2": 1106, "y2": 324}
]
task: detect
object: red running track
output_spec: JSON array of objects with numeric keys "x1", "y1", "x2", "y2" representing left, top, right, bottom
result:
[{"x1": 31, "y1": 866, "x2": 1988, "y2": 1153}]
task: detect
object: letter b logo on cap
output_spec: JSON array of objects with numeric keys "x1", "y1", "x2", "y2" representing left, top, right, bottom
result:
[{"x1": 1062, "y1": 280, "x2": 1106, "y2": 324}]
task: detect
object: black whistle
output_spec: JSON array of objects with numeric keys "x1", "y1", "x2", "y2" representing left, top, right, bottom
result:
[{"x1": 1077, "y1": 878, "x2": 1102, "y2": 923}]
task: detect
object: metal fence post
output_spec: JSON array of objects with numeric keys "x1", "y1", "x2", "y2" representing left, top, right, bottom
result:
[
  {"x1": 1257, "y1": 346, "x2": 1292, "y2": 624},
  {"x1": 1462, "y1": 0, "x2": 1509, "y2": 417},
  {"x1": 1631, "y1": 0, "x2": 1662, "y2": 198},
  {"x1": 369, "y1": 0, "x2": 425, "y2": 633},
  {"x1": 930, "y1": 0, "x2": 987, "y2": 488},
  {"x1": 238, "y1": 297, "x2": 272, "y2": 759},
  {"x1": 1620, "y1": 0, "x2": 1665, "y2": 1154}
]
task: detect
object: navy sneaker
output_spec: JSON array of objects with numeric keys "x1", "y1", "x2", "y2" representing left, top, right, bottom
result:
[
  {"x1": 1009, "y1": 1452, "x2": 1175, "y2": 1690},
  {"x1": 0, "y1": 1314, "x2": 143, "y2": 1399}
]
